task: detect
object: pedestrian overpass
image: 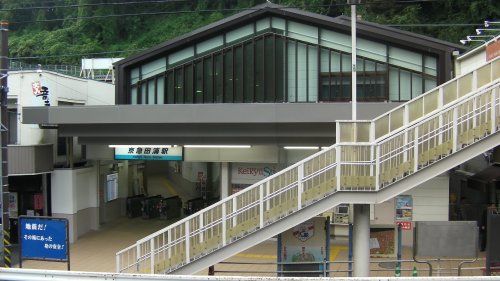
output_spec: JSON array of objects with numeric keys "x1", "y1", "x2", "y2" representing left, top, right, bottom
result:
[{"x1": 116, "y1": 58, "x2": 499, "y2": 275}]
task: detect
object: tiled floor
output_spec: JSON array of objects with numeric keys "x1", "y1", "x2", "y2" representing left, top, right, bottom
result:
[{"x1": 13, "y1": 217, "x2": 488, "y2": 277}]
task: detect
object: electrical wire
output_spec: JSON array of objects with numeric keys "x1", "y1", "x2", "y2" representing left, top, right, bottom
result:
[
  {"x1": 0, "y1": 0, "x2": 186, "y2": 12},
  {"x1": 6, "y1": 0, "x2": 453, "y2": 24}
]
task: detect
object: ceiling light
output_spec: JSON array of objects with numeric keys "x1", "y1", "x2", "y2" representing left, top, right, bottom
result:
[
  {"x1": 184, "y1": 145, "x2": 251, "y2": 148},
  {"x1": 283, "y1": 146, "x2": 320, "y2": 150}
]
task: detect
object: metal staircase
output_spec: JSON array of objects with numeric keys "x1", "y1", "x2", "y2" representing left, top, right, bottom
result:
[{"x1": 116, "y1": 57, "x2": 500, "y2": 275}]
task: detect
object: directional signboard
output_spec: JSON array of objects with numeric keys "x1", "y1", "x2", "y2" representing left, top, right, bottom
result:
[{"x1": 19, "y1": 216, "x2": 70, "y2": 270}]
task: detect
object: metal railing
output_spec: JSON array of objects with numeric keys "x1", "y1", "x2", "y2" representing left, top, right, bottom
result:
[
  {"x1": 9, "y1": 61, "x2": 81, "y2": 77},
  {"x1": 116, "y1": 57, "x2": 500, "y2": 275}
]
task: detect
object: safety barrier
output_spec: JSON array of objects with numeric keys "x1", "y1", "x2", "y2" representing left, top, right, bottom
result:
[{"x1": 116, "y1": 57, "x2": 499, "y2": 275}]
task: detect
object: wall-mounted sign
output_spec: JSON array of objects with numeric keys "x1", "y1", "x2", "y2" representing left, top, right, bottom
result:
[
  {"x1": 106, "y1": 173, "x2": 119, "y2": 202},
  {"x1": 395, "y1": 195, "x2": 413, "y2": 230},
  {"x1": 32, "y1": 81, "x2": 51, "y2": 106},
  {"x1": 114, "y1": 146, "x2": 183, "y2": 161},
  {"x1": 19, "y1": 216, "x2": 70, "y2": 270},
  {"x1": 231, "y1": 163, "x2": 277, "y2": 184}
]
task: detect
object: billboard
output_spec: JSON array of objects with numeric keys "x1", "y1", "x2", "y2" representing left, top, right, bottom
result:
[
  {"x1": 114, "y1": 145, "x2": 183, "y2": 161},
  {"x1": 19, "y1": 216, "x2": 69, "y2": 264}
]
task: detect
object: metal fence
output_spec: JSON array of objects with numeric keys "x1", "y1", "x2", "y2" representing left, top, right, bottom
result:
[
  {"x1": 9, "y1": 61, "x2": 81, "y2": 77},
  {"x1": 116, "y1": 57, "x2": 500, "y2": 275}
]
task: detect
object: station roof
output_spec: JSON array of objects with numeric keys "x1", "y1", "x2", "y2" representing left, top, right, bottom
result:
[{"x1": 115, "y1": 2, "x2": 465, "y2": 69}]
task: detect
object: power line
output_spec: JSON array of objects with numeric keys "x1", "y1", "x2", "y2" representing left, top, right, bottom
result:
[
  {"x1": 0, "y1": 0, "x2": 186, "y2": 12},
  {"x1": 9, "y1": 49, "x2": 147, "y2": 59},
  {"x1": 7, "y1": 1, "x2": 451, "y2": 24}
]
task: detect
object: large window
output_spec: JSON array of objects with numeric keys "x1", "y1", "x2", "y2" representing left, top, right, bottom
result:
[{"x1": 128, "y1": 17, "x2": 438, "y2": 104}]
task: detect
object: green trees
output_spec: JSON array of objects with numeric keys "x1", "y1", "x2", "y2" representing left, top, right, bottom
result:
[{"x1": 1, "y1": 0, "x2": 497, "y2": 65}]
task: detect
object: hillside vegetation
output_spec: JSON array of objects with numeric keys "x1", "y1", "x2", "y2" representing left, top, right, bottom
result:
[{"x1": 0, "y1": 0, "x2": 498, "y2": 65}]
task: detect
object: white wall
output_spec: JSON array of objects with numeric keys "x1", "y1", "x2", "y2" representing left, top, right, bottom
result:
[{"x1": 455, "y1": 50, "x2": 486, "y2": 76}]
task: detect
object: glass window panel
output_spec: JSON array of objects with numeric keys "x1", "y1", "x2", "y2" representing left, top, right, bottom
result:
[
  {"x1": 296, "y1": 43, "x2": 307, "y2": 102},
  {"x1": 226, "y1": 24, "x2": 253, "y2": 43},
  {"x1": 287, "y1": 41, "x2": 297, "y2": 102},
  {"x1": 215, "y1": 53, "x2": 223, "y2": 102},
  {"x1": 196, "y1": 36, "x2": 223, "y2": 55},
  {"x1": 424, "y1": 55, "x2": 437, "y2": 76},
  {"x1": 244, "y1": 43, "x2": 254, "y2": 102},
  {"x1": 142, "y1": 58, "x2": 166, "y2": 79},
  {"x1": 203, "y1": 57, "x2": 213, "y2": 103},
  {"x1": 308, "y1": 46, "x2": 318, "y2": 102},
  {"x1": 256, "y1": 17, "x2": 270, "y2": 32},
  {"x1": 166, "y1": 71, "x2": 174, "y2": 103},
  {"x1": 275, "y1": 37, "x2": 285, "y2": 102},
  {"x1": 234, "y1": 46, "x2": 244, "y2": 103},
  {"x1": 320, "y1": 49, "x2": 330, "y2": 101},
  {"x1": 169, "y1": 47, "x2": 194, "y2": 66},
  {"x1": 137, "y1": 85, "x2": 143, "y2": 104},
  {"x1": 365, "y1": 60, "x2": 376, "y2": 72},
  {"x1": 288, "y1": 21, "x2": 318, "y2": 44},
  {"x1": 224, "y1": 50, "x2": 233, "y2": 103},
  {"x1": 411, "y1": 73, "x2": 423, "y2": 99},
  {"x1": 157, "y1": 77, "x2": 165, "y2": 104},
  {"x1": 389, "y1": 67, "x2": 399, "y2": 101},
  {"x1": 271, "y1": 17, "x2": 286, "y2": 31},
  {"x1": 424, "y1": 78, "x2": 437, "y2": 92},
  {"x1": 320, "y1": 29, "x2": 350, "y2": 53},
  {"x1": 400, "y1": 70, "x2": 411, "y2": 101},
  {"x1": 388, "y1": 46, "x2": 422, "y2": 72},
  {"x1": 265, "y1": 36, "x2": 275, "y2": 102},
  {"x1": 148, "y1": 79, "x2": 155, "y2": 104},
  {"x1": 255, "y1": 38, "x2": 265, "y2": 102},
  {"x1": 320, "y1": 48, "x2": 329, "y2": 73},
  {"x1": 175, "y1": 68, "x2": 184, "y2": 103},
  {"x1": 357, "y1": 38, "x2": 386, "y2": 62},
  {"x1": 131, "y1": 67, "x2": 140, "y2": 84},
  {"x1": 195, "y1": 61, "x2": 203, "y2": 103},
  {"x1": 341, "y1": 53, "x2": 351, "y2": 73},
  {"x1": 331, "y1": 51, "x2": 341, "y2": 72},
  {"x1": 131, "y1": 86, "x2": 138, "y2": 104},
  {"x1": 185, "y1": 64, "x2": 194, "y2": 104}
]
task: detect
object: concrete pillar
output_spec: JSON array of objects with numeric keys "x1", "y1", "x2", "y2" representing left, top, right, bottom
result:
[
  {"x1": 220, "y1": 162, "x2": 230, "y2": 199},
  {"x1": 353, "y1": 204, "x2": 370, "y2": 277}
]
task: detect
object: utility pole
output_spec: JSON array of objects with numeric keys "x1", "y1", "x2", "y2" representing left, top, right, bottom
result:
[
  {"x1": 0, "y1": 20, "x2": 10, "y2": 268},
  {"x1": 348, "y1": 0, "x2": 370, "y2": 277}
]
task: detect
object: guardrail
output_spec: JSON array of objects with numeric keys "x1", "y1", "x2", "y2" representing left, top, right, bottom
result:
[
  {"x1": 1, "y1": 268, "x2": 500, "y2": 280},
  {"x1": 116, "y1": 58, "x2": 500, "y2": 275}
]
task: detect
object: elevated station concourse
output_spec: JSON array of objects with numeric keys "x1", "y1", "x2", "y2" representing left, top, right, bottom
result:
[{"x1": 21, "y1": 2, "x2": 500, "y2": 277}]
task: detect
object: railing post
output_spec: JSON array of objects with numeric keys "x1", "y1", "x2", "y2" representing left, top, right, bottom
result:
[
  {"x1": 259, "y1": 184, "x2": 264, "y2": 228},
  {"x1": 222, "y1": 203, "x2": 227, "y2": 246},
  {"x1": 167, "y1": 230, "x2": 172, "y2": 259},
  {"x1": 336, "y1": 146, "x2": 341, "y2": 191},
  {"x1": 232, "y1": 197, "x2": 237, "y2": 227},
  {"x1": 266, "y1": 181, "x2": 270, "y2": 209},
  {"x1": 413, "y1": 127, "x2": 419, "y2": 172},
  {"x1": 116, "y1": 253, "x2": 120, "y2": 273},
  {"x1": 472, "y1": 69, "x2": 478, "y2": 90},
  {"x1": 150, "y1": 239, "x2": 155, "y2": 274},
  {"x1": 199, "y1": 214, "x2": 204, "y2": 243},
  {"x1": 438, "y1": 87, "x2": 444, "y2": 145},
  {"x1": 297, "y1": 164, "x2": 303, "y2": 210},
  {"x1": 453, "y1": 107, "x2": 459, "y2": 153},
  {"x1": 492, "y1": 88, "x2": 497, "y2": 134},
  {"x1": 136, "y1": 244, "x2": 140, "y2": 271},
  {"x1": 375, "y1": 145, "x2": 380, "y2": 190},
  {"x1": 185, "y1": 221, "x2": 190, "y2": 264}
]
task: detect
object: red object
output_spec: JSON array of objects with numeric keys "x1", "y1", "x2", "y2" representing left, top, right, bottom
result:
[
  {"x1": 486, "y1": 40, "x2": 500, "y2": 61},
  {"x1": 396, "y1": 221, "x2": 412, "y2": 230},
  {"x1": 34, "y1": 193, "x2": 44, "y2": 210}
]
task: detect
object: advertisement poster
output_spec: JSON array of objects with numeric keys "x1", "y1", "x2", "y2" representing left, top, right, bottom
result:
[
  {"x1": 19, "y1": 216, "x2": 69, "y2": 261},
  {"x1": 106, "y1": 173, "x2": 119, "y2": 202},
  {"x1": 231, "y1": 163, "x2": 278, "y2": 185},
  {"x1": 280, "y1": 217, "x2": 326, "y2": 263},
  {"x1": 395, "y1": 195, "x2": 413, "y2": 222},
  {"x1": 8, "y1": 192, "x2": 18, "y2": 218}
]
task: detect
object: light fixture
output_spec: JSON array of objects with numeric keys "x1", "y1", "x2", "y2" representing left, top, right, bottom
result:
[
  {"x1": 485, "y1": 21, "x2": 500, "y2": 28},
  {"x1": 476, "y1": 28, "x2": 500, "y2": 35},
  {"x1": 184, "y1": 145, "x2": 251, "y2": 148},
  {"x1": 108, "y1": 145, "x2": 176, "y2": 148},
  {"x1": 467, "y1": 35, "x2": 494, "y2": 40},
  {"x1": 283, "y1": 146, "x2": 320, "y2": 150}
]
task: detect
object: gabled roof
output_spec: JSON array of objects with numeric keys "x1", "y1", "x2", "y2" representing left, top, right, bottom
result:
[{"x1": 115, "y1": 2, "x2": 465, "y2": 68}]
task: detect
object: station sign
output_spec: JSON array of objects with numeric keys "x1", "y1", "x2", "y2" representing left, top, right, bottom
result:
[
  {"x1": 19, "y1": 216, "x2": 70, "y2": 270},
  {"x1": 114, "y1": 145, "x2": 183, "y2": 161}
]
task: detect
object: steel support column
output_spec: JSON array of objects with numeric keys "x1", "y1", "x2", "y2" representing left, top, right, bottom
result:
[{"x1": 353, "y1": 203, "x2": 370, "y2": 277}]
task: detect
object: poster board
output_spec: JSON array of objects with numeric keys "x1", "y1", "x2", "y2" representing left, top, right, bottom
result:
[
  {"x1": 106, "y1": 173, "x2": 118, "y2": 202},
  {"x1": 19, "y1": 216, "x2": 70, "y2": 270}
]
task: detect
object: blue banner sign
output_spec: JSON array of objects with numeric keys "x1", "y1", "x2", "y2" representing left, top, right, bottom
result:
[{"x1": 19, "y1": 217, "x2": 69, "y2": 261}]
